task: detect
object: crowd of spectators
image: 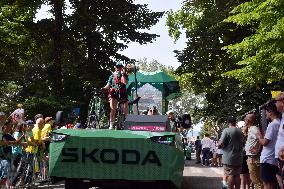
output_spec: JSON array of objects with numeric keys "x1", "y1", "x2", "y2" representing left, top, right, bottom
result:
[
  {"x1": 194, "y1": 92, "x2": 284, "y2": 189},
  {"x1": 0, "y1": 104, "x2": 81, "y2": 188},
  {"x1": 216, "y1": 92, "x2": 284, "y2": 189}
]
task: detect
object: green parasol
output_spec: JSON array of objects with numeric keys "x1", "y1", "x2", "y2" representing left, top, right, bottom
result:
[{"x1": 127, "y1": 71, "x2": 181, "y2": 100}]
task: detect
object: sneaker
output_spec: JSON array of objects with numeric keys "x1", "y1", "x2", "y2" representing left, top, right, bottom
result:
[{"x1": 109, "y1": 126, "x2": 114, "y2": 130}]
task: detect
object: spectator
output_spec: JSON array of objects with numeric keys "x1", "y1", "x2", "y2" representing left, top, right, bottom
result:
[
  {"x1": 258, "y1": 101, "x2": 280, "y2": 189},
  {"x1": 9, "y1": 123, "x2": 25, "y2": 187},
  {"x1": 274, "y1": 92, "x2": 284, "y2": 189},
  {"x1": 240, "y1": 126, "x2": 250, "y2": 189},
  {"x1": 23, "y1": 120, "x2": 35, "y2": 185},
  {"x1": 42, "y1": 117, "x2": 52, "y2": 141},
  {"x1": 211, "y1": 140, "x2": 218, "y2": 167},
  {"x1": 148, "y1": 105, "x2": 159, "y2": 115},
  {"x1": 201, "y1": 133, "x2": 213, "y2": 166},
  {"x1": 24, "y1": 120, "x2": 34, "y2": 154},
  {"x1": 279, "y1": 146, "x2": 284, "y2": 189},
  {"x1": 244, "y1": 113, "x2": 263, "y2": 189},
  {"x1": 166, "y1": 110, "x2": 178, "y2": 132},
  {"x1": 41, "y1": 117, "x2": 53, "y2": 180},
  {"x1": 10, "y1": 104, "x2": 25, "y2": 125},
  {"x1": 195, "y1": 136, "x2": 202, "y2": 164},
  {"x1": 32, "y1": 118, "x2": 44, "y2": 150},
  {"x1": 34, "y1": 114, "x2": 43, "y2": 123},
  {"x1": 32, "y1": 118, "x2": 45, "y2": 175},
  {"x1": 2, "y1": 122, "x2": 16, "y2": 161},
  {"x1": 218, "y1": 116, "x2": 243, "y2": 189},
  {"x1": 216, "y1": 148, "x2": 223, "y2": 167},
  {"x1": 0, "y1": 122, "x2": 10, "y2": 187},
  {"x1": 0, "y1": 112, "x2": 5, "y2": 128}
]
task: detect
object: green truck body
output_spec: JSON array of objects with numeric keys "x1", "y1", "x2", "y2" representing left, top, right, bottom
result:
[{"x1": 49, "y1": 129, "x2": 185, "y2": 188}]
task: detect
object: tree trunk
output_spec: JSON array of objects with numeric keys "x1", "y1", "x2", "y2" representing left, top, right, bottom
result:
[{"x1": 51, "y1": 0, "x2": 64, "y2": 96}]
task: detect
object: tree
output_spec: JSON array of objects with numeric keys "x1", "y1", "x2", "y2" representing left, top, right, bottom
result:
[
  {"x1": 50, "y1": 0, "x2": 65, "y2": 96},
  {"x1": 0, "y1": 0, "x2": 164, "y2": 119},
  {"x1": 166, "y1": 0, "x2": 271, "y2": 126},
  {"x1": 223, "y1": 0, "x2": 284, "y2": 87}
]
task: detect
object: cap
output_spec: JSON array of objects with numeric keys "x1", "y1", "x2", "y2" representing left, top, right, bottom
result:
[
  {"x1": 26, "y1": 120, "x2": 34, "y2": 125},
  {"x1": 45, "y1": 117, "x2": 53, "y2": 123},
  {"x1": 115, "y1": 62, "x2": 124, "y2": 68},
  {"x1": 166, "y1": 110, "x2": 174, "y2": 115},
  {"x1": 0, "y1": 112, "x2": 5, "y2": 116}
]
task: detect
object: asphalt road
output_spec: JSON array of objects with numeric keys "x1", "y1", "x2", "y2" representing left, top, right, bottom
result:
[{"x1": 38, "y1": 159, "x2": 223, "y2": 189}]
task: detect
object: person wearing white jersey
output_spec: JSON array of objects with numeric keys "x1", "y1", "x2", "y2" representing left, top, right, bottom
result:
[
  {"x1": 201, "y1": 133, "x2": 213, "y2": 166},
  {"x1": 244, "y1": 113, "x2": 263, "y2": 189}
]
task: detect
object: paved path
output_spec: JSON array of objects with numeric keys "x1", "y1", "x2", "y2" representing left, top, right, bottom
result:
[
  {"x1": 181, "y1": 159, "x2": 223, "y2": 189},
  {"x1": 38, "y1": 158, "x2": 223, "y2": 189}
]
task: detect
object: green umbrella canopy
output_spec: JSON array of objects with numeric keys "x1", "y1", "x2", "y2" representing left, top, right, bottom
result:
[{"x1": 127, "y1": 71, "x2": 181, "y2": 100}]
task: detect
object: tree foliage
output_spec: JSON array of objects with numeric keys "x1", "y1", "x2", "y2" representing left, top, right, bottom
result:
[
  {"x1": 223, "y1": 0, "x2": 284, "y2": 87},
  {"x1": 0, "y1": 0, "x2": 163, "y2": 119},
  {"x1": 166, "y1": 0, "x2": 272, "y2": 132}
]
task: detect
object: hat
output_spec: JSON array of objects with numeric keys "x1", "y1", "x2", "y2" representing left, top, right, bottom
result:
[
  {"x1": 26, "y1": 120, "x2": 34, "y2": 126},
  {"x1": 115, "y1": 62, "x2": 124, "y2": 68},
  {"x1": 17, "y1": 103, "x2": 23, "y2": 108},
  {"x1": 45, "y1": 117, "x2": 53, "y2": 123},
  {"x1": 166, "y1": 110, "x2": 174, "y2": 115},
  {"x1": 0, "y1": 112, "x2": 5, "y2": 116}
]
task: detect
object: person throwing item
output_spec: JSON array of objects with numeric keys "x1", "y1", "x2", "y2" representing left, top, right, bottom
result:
[{"x1": 103, "y1": 62, "x2": 129, "y2": 129}]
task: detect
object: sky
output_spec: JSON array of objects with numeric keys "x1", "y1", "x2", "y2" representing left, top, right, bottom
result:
[
  {"x1": 36, "y1": 0, "x2": 186, "y2": 69},
  {"x1": 121, "y1": 0, "x2": 186, "y2": 69}
]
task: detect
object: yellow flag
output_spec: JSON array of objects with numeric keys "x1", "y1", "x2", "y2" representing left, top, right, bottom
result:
[{"x1": 271, "y1": 91, "x2": 281, "y2": 98}]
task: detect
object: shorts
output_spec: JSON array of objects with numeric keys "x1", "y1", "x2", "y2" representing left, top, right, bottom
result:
[
  {"x1": 109, "y1": 88, "x2": 128, "y2": 102},
  {"x1": 241, "y1": 155, "x2": 249, "y2": 174},
  {"x1": 224, "y1": 164, "x2": 241, "y2": 176},
  {"x1": 260, "y1": 163, "x2": 278, "y2": 183}
]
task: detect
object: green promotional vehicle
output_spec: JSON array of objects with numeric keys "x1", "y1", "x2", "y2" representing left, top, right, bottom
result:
[{"x1": 49, "y1": 115, "x2": 185, "y2": 189}]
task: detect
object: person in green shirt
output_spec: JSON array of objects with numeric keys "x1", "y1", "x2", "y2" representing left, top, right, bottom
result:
[{"x1": 103, "y1": 62, "x2": 129, "y2": 129}]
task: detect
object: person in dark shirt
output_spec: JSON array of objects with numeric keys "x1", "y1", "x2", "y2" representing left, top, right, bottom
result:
[
  {"x1": 195, "y1": 136, "x2": 202, "y2": 164},
  {"x1": 2, "y1": 123, "x2": 16, "y2": 158}
]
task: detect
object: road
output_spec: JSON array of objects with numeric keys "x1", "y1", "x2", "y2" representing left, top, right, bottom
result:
[
  {"x1": 38, "y1": 158, "x2": 223, "y2": 189},
  {"x1": 181, "y1": 159, "x2": 223, "y2": 189}
]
